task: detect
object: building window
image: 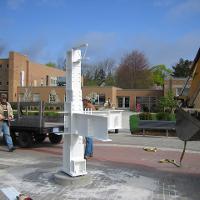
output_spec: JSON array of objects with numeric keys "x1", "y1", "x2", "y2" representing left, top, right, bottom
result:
[
  {"x1": 86, "y1": 93, "x2": 105, "y2": 105},
  {"x1": 0, "y1": 64, "x2": 2, "y2": 68},
  {"x1": 32, "y1": 94, "x2": 40, "y2": 102},
  {"x1": 7, "y1": 64, "x2": 9, "y2": 68},
  {"x1": 41, "y1": 78, "x2": 44, "y2": 86},
  {"x1": 117, "y1": 96, "x2": 130, "y2": 109},
  {"x1": 50, "y1": 77, "x2": 57, "y2": 86},
  {"x1": 57, "y1": 76, "x2": 66, "y2": 86},
  {"x1": 19, "y1": 93, "x2": 24, "y2": 102},
  {"x1": 136, "y1": 96, "x2": 157, "y2": 112},
  {"x1": 46, "y1": 75, "x2": 49, "y2": 86},
  {"x1": 176, "y1": 87, "x2": 189, "y2": 96},
  {"x1": 7, "y1": 82, "x2": 8, "y2": 85},
  {"x1": 49, "y1": 90, "x2": 58, "y2": 103},
  {"x1": 0, "y1": 82, "x2": 2, "y2": 85},
  {"x1": 98, "y1": 94, "x2": 105, "y2": 105},
  {"x1": 33, "y1": 80, "x2": 37, "y2": 86},
  {"x1": 118, "y1": 97, "x2": 123, "y2": 107},
  {"x1": 20, "y1": 71, "x2": 25, "y2": 86}
]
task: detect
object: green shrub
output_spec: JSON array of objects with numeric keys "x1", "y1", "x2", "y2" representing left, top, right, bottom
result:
[
  {"x1": 151, "y1": 113, "x2": 157, "y2": 120},
  {"x1": 28, "y1": 111, "x2": 39, "y2": 116},
  {"x1": 156, "y1": 112, "x2": 175, "y2": 121},
  {"x1": 139, "y1": 112, "x2": 153, "y2": 120},
  {"x1": 168, "y1": 113, "x2": 176, "y2": 121},
  {"x1": 13, "y1": 110, "x2": 61, "y2": 117},
  {"x1": 129, "y1": 115, "x2": 139, "y2": 133},
  {"x1": 44, "y1": 111, "x2": 59, "y2": 117}
]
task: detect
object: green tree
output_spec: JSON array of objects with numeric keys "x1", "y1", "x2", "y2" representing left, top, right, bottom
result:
[
  {"x1": 172, "y1": 58, "x2": 192, "y2": 77},
  {"x1": 82, "y1": 70, "x2": 96, "y2": 86},
  {"x1": 105, "y1": 72, "x2": 115, "y2": 86},
  {"x1": 158, "y1": 90, "x2": 177, "y2": 113},
  {"x1": 84, "y1": 79, "x2": 97, "y2": 86},
  {"x1": 82, "y1": 58, "x2": 116, "y2": 86},
  {"x1": 94, "y1": 68, "x2": 106, "y2": 86},
  {"x1": 46, "y1": 62, "x2": 57, "y2": 68},
  {"x1": 151, "y1": 65, "x2": 172, "y2": 86}
]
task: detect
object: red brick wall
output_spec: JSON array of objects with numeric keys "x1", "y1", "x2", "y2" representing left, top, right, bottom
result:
[
  {"x1": 7, "y1": 52, "x2": 65, "y2": 102},
  {"x1": 0, "y1": 59, "x2": 9, "y2": 93}
]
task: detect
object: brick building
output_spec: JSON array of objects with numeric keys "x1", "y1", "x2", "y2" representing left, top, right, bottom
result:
[
  {"x1": 82, "y1": 86, "x2": 163, "y2": 111},
  {"x1": 164, "y1": 77, "x2": 190, "y2": 97},
  {"x1": 164, "y1": 48, "x2": 200, "y2": 108},
  {"x1": 0, "y1": 52, "x2": 65, "y2": 102},
  {"x1": 164, "y1": 77, "x2": 200, "y2": 108},
  {"x1": 0, "y1": 51, "x2": 163, "y2": 111},
  {"x1": 4, "y1": 51, "x2": 200, "y2": 111}
]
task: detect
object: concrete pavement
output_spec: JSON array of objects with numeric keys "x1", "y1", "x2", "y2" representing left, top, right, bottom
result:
[
  {"x1": 0, "y1": 131, "x2": 200, "y2": 200},
  {"x1": 108, "y1": 131, "x2": 200, "y2": 152}
]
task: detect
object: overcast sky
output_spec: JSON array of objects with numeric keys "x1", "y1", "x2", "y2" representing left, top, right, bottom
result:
[{"x1": 0, "y1": 0, "x2": 199, "y2": 68}]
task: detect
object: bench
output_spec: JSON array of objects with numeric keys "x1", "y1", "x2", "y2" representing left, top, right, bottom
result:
[{"x1": 138, "y1": 120, "x2": 176, "y2": 137}]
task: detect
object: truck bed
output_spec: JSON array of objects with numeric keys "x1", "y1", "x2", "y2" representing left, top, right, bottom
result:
[{"x1": 10, "y1": 116, "x2": 64, "y2": 134}]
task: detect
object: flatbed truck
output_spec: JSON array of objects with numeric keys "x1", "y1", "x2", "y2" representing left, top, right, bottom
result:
[{"x1": 9, "y1": 102, "x2": 64, "y2": 147}]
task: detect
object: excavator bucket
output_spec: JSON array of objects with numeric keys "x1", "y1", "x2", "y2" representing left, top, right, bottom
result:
[{"x1": 176, "y1": 108, "x2": 200, "y2": 141}]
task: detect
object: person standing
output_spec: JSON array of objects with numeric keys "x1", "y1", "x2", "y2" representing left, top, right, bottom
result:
[
  {"x1": 104, "y1": 98, "x2": 112, "y2": 109},
  {"x1": 83, "y1": 97, "x2": 96, "y2": 159},
  {"x1": 0, "y1": 94, "x2": 15, "y2": 152}
]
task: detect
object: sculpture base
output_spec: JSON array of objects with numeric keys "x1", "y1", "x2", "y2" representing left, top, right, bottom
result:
[{"x1": 53, "y1": 171, "x2": 92, "y2": 186}]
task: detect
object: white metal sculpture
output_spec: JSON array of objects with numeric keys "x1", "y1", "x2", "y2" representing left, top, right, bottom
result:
[
  {"x1": 62, "y1": 46, "x2": 123, "y2": 177},
  {"x1": 84, "y1": 109, "x2": 123, "y2": 131}
]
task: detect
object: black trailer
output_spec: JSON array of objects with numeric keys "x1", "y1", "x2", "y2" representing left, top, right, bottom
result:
[{"x1": 9, "y1": 102, "x2": 64, "y2": 147}]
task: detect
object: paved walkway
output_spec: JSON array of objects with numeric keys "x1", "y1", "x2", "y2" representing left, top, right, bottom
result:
[
  {"x1": 26, "y1": 132, "x2": 200, "y2": 175},
  {"x1": 108, "y1": 131, "x2": 200, "y2": 152},
  {"x1": 5, "y1": 131, "x2": 200, "y2": 175},
  {"x1": 0, "y1": 132, "x2": 200, "y2": 200}
]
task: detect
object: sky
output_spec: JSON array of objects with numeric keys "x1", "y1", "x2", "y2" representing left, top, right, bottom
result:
[{"x1": 0, "y1": 0, "x2": 200, "y2": 68}]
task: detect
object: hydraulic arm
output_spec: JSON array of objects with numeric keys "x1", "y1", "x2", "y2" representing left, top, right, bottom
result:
[{"x1": 175, "y1": 48, "x2": 200, "y2": 165}]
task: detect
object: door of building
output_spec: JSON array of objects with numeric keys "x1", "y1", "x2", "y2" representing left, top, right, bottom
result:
[{"x1": 117, "y1": 96, "x2": 130, "y2": 109}]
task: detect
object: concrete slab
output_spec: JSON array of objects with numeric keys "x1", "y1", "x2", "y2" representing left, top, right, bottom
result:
[
  {"x1": 1, "y1": 131, "x2": 200, "y2": 200},
  {"x1": 0, "y1": 147, "x2": 200, "y2": 200},
  {"x1": 53, "y1": 171, "x2": 92, "y2": 186},
  {"x1": 1, "y1": 187, "x2": 20, "y2": 200},
  {"x1": 0, "y1": 191, "x2": 7, "y2": 200}
]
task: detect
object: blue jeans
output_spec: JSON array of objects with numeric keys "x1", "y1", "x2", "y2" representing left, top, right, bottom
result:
[
  {"x1": 1, "y1": 121, "x2": 14, "y2": 149},
  {"x1": 85, "y1": 137, "x2": 93, "y2": 156}
]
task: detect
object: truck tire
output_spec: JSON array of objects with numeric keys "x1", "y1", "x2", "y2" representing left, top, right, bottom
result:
[
  {"x1": 49, "y1": 133, "x2": 62, "y2": 144},
  {"x1": 34, "y1": 134, "x2": 46, "y2": 144},
  {"x1": 18, "y1": 132, "x2": 33, "y2": 148},
  {"x1": 115, "y1": 129, "x2": 119, "y2": 133}
]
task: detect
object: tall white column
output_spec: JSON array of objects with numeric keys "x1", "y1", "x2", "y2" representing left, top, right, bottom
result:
[{"x1": 62, "y1": 49, "x2": 86, "y2": 176}]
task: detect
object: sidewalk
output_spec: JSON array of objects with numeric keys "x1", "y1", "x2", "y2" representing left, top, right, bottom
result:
[
  {"x1": 0, "y1": 132, "x2": 200, "y2": 199},
  {"x1": 93, "y1": 143, "x2": 200, "y2": 175},
  {"x1": 93, "y1": 132, "x2": 200, "y2": 175},
  {"x1": 108, "y1": 131, "x2": 200, "y2": 152},
  {"x1": 27, "y1": 136, "x2": 200, "y2": 175}
]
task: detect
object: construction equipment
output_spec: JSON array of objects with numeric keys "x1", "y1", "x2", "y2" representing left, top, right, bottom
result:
[{"x1": 175, "y1": 48, "x2": 200, "y2": 165}]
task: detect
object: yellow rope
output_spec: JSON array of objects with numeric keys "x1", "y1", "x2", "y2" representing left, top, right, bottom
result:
[
  {"x1": 143, "y1": 147, "x2": 157, "y2": 152},
  {"x1": 159, "y1": 159, "x2": 180, "y2": 167},
  {"x1": 143, "y1": 141, "x2": 187, "y2": 168}
]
